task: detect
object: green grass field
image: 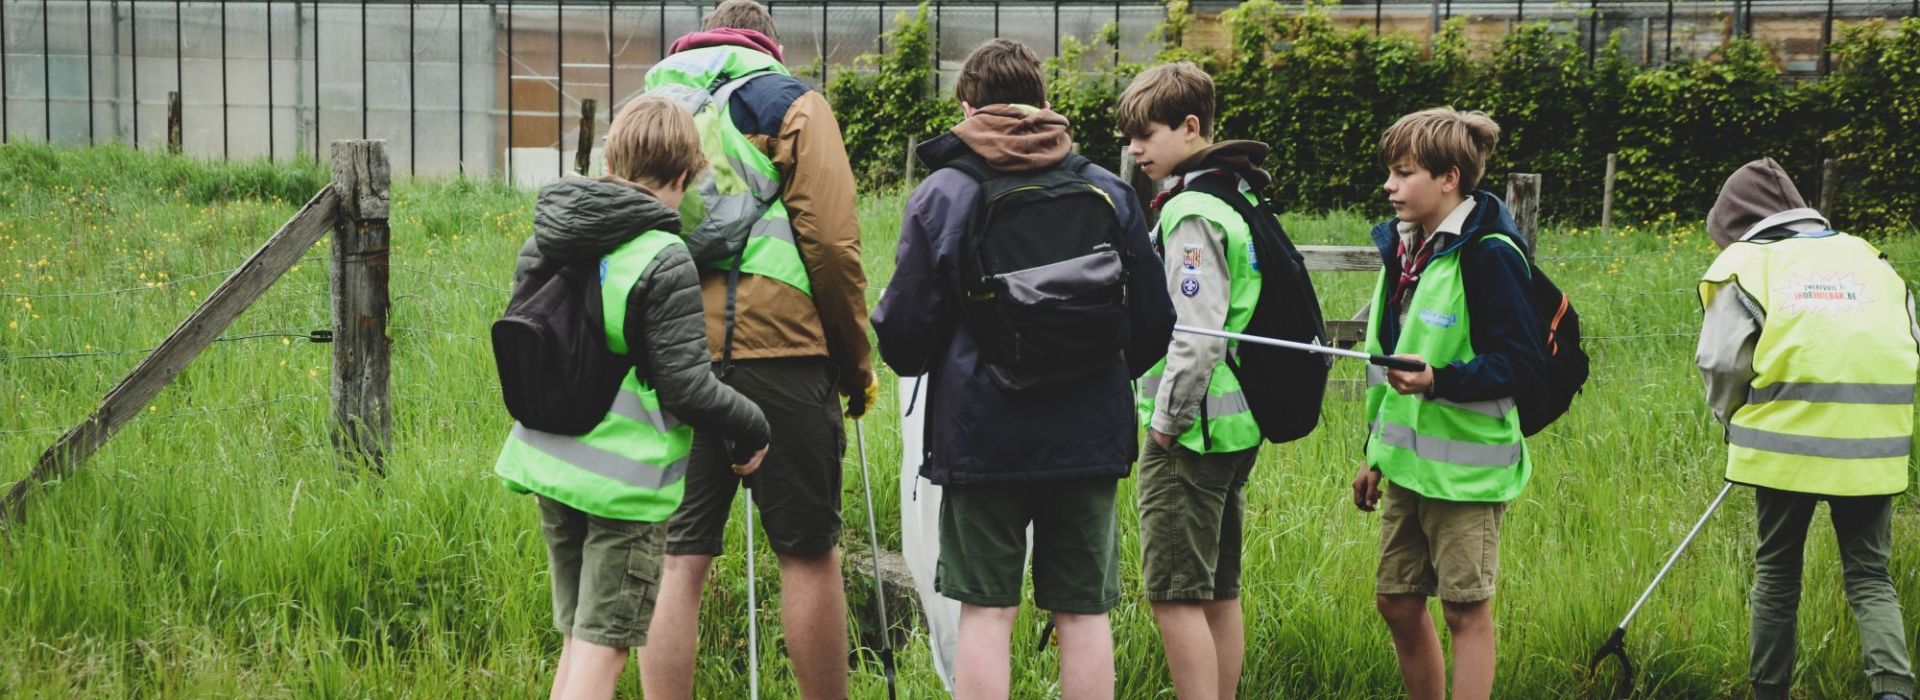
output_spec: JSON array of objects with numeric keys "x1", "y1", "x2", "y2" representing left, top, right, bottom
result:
[{"x1": 5, "y1": 143, "x2": 1920, "y2": 698}]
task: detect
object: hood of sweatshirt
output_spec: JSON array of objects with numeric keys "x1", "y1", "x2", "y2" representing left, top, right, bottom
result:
[
  {"x1": 666, "y1": 27, "x2": 784, "y2": 62},
  {"x1": 913, "y1": 103, "x2": 1074, "y2": 174},
  {"x1": 531, "y1": 176, "x2": 682, "y2": 263},
  {"x1": 1708, "y1": 157, "x2": 1814, "y2": 248},
  {"x1": 1167, "y1": 140, "x2": 1274, "y2": 192}
]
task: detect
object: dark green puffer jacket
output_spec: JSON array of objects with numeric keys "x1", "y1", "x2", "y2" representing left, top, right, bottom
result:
[{"x1": 515, "y1": 176, "x2": 769, "y2": 462}]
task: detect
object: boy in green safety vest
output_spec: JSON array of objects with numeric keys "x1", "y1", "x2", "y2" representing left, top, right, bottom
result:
[
  {"x1": 1352, "y1": 108, "x2": 1544, "y2": 700},
  {"x1": 1119, "y1": 61, "x2": 1270, "y2": 700},
  {"x1": 494, "y1": 97, "x2": 770, "y2": 700},
  {"x1": 1698, "y1": 158, "x2": 1920, "y2": 700}
]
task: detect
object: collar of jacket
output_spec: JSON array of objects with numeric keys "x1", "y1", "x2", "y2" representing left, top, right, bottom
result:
[
  {"x1": 1739, "y1": 207, "x2": 1830, "y2": 241},
  {"x1": 1166, "y1": 140, "x2": 1272, "y2": 191},
  {"x1": 1369, "y1": 190, "x2": 1528, "y2": 262}
]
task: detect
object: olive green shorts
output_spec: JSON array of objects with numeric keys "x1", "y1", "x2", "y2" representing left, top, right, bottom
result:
[
  {"x1": 538, "y1": 495, "x2": 667, "y2": 649},
  {"x1": 1137, "y1": 439, "x2": 1260, "y2": 601},
  {"x1": 936, "y1": 479, "x2": 1121, "y2": 615},
  {"x1": 1374, "y1": 482, "x2": 1507, "y2": 603}
]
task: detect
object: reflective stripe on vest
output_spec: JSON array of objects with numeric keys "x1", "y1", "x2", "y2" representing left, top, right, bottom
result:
[
  {"x1": 494, "y1": 230, "x2": 697, "y2": 521},
  {"x1": 1363, "y1": 231, "x2": 1530, "y2": 502},
  {"x1": 1137, "y1": 184, "x2": 1264, "y2": 454},
  {"x1": 1701, "y1": 231, "x2": 1917, "y2": 496},
  {"x1": 643, "y1": 46, "x2": 812, "y2": 297},
  {"x1": 1365, "y1": 364, "x2": 1515, "y2": 419}
]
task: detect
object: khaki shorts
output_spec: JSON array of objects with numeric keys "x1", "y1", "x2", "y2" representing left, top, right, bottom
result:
[
  {"x1": 1137, "y1": 439, "x2": 1259, "y2": 601},
  {"x1": 538, "y1": 496, "x2": 667, "y2": 649},
  {"x1": 1375, "y1": 481, "x2": 1506, "y2": 603}
]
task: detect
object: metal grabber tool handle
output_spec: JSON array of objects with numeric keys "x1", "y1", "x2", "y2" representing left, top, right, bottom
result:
[
  {"x1": 1588, "y1": 482, "x2": 1735, "y2": 698},
  {"x1": 743, "y1": 483, "x2": 760, "y2": 700},
  {"x1": 1173, "y1": 324, "x2": 1427, "y2": 372},
  {"x1": 853, "y1": 417, "x2": 899, "y2": 699}
]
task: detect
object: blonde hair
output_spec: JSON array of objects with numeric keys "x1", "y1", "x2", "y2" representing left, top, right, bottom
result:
[
  {"x1": 1117, "y1": 62, "x2": 1215, "y2": 140},
  {"x1": 605, "y1": 96, "x2": 708, "y2": 190},
  {"x1": 1379, "y1": 107, "x2": 1501, "y2": 191}
]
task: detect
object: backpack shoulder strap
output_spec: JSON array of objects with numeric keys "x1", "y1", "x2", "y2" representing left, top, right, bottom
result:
[
  {"x1": 944, "y1": 153, "x2": 999, "y2": 183},
  {"x1": 1182, "y1": 172, "x2": 1265, "y2": 229}
]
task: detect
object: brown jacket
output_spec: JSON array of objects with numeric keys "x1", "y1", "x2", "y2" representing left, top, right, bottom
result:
[{"x1": 702, "y1": 78, "x2": 872, "y2": 396}]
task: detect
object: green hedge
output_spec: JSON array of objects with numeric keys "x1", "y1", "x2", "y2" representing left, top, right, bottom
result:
[{"x1": 828, "y1": 2, "x2": 1920, "y2": 233}]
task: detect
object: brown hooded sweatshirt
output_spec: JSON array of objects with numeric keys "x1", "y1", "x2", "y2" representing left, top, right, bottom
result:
[{"x1": 948, "y1": 104, "x2": 1074, "y2": 173}]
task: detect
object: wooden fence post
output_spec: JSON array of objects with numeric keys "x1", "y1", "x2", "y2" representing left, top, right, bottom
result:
[
  {"x1": 903, "y1": 140, "x2": 917, "y2": 185},
  {"x1": 1820, "y1": 157, "x2": 1838, "y2": 215},
  {"x1": 1601, "y1": 153, "x2": 1618, "y2": 236},
  {"x1": 1119, "y1": 147, "x2": 1161, "y2": 210},
  {"x1": 1506, "y1": 172, "x2": 1542, "y2": 247},
  {"x1": 575, "y1": 99, "x2": 597, "y2": 176},
  {"x1": 167, "y1": 91, "x2": 182, "y2": 154},
  {"x1": 329, "y1": 140, "x2": 393, "y2": 475}
]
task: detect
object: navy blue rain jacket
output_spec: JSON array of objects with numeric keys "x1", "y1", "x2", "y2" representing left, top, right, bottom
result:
[
  {"x1": 871, "y1": 134, "x2": 1175, "y2": 485},
  {"x1": 1369, "y1": 191, "x2": 1546, "y2": 403}
]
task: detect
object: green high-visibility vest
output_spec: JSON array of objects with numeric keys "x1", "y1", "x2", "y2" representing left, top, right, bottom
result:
[
  {"x1": 1137, "y1": 183, "x2": 1264, "y2": 454},
  {"x1": 495, "y1": 230, "x2": 696, "y2": 521},
  {"x1": 643, "y1": 46, "x2": 811, "y2": 297},
  {"x1": 1700, "y1": 230, "x2": 1916, "y2": 496},
  {"x1": 1364, "y1": 234, "x2": 1530, "y2": 502}
]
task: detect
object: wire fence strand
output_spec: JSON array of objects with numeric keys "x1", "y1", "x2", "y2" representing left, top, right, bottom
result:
[{"x1": 0, "y1": 255, "x2": 326, "y2": 300}]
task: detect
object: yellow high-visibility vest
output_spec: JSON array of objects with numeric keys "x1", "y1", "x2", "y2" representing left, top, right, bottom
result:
[{"x1": 1700, "y1": 230, "x2": 1918, "y2": 496}]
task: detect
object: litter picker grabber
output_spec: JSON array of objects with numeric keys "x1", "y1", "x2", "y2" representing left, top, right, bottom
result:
[
  {"x1": 853, "y1": 418, "x2": 900, "y2": 700},
  {"x1": 743, "y1": 485, "x2": 761, "y2": 700},
  {"x1": 1588, "y1": 481, "x2": 1735, "y2": 699},
  {"x1": 1172, "y1": 325, "x2": 1427, "y2": 372}
]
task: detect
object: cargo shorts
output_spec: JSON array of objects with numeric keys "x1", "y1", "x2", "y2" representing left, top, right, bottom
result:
[{"x1": 538, "y1": 495, "x2": 667, "y2": 649}]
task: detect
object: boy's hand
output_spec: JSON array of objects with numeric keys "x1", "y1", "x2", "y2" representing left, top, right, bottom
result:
[
  {"x1": 1353, "y1": 466, "x2": 1383, "y2": 512},
  {"x1": 1386, "y1": 354, "x2": 1434, "y2": 395},
  {"x1": 845, "y1": 370, "x2": 879, "y2": 419},
  {"x1": 1149, "y1": 429, "x2": 1174, "y2": 450},
  {"x1": 733, "y1": 444, "x2": 770, "y2": 476}
]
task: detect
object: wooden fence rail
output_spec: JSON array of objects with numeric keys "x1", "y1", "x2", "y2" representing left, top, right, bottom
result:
[{"x1": 1, "y1": 140, "x2": 393, "y2": 532}]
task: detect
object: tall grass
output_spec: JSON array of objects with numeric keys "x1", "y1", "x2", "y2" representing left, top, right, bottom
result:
[{"x1": 5, "y1": 143, "x2": 1920, "y2": 698}]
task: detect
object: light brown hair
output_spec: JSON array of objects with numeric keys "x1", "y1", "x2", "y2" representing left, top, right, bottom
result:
[
  {"x1": 1117, "y1": 62, "x2": 1215, "y2": 139},
  {"x1": 605, "y1": 96, "x2": 708, "y2": 189},
  {"x1": 704, "y1": 0, "x2": 778, "y2": 41},
  {"x1": 1378, "y1": 107, "x2": 1501, "y2": 191},
  {"x1": 955, "y1": 39, "x2": 1046, "y2": 109}
]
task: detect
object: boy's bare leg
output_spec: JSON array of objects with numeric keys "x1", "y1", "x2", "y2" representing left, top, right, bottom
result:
[
  {"x1": 1203, "y1": 599, "x2": 1245, "y2": 700},
  {"x1": 955, "y1": 603, "x2": 1018, "y2": 700},
  {"x1": 638, "y1": 554, "x2": 714, "y2": 700},
  {"x1": 777, "y1": 550, "x2": 850, "y2": 700},
  {"x1": 1054, "y1": 611, "x2": 1116, "y2": 700},
  {"x1": 1377, "y1": 593, "x2": 1446, "y2": 700},
  {"x1": 551, "y1": 636, "x2": 577, "y2": 700},
  {"x1": 1442, "y1": 599, "x2": 1496, "y2": 700},
  {"x1": 558, "y1": 637, "x2": 629, "y2": 700},
  {"x1": 1151, "y1": 601, "x2": 1219, "y2": 699}
]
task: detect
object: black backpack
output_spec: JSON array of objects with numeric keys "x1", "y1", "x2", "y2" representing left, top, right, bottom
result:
[
  {"x1": 948, "y1": 153, "x2": 1133, "y2": 392},
  {"x1": 490, "y1": 255, "x2": 629, "y2": 435},
  {"x1": 1486, "y1": 234, "x2": 1588, "y2": 436},
  {"x1": 1180, "y1": 173, "x2": 1331, "y2": 445}
]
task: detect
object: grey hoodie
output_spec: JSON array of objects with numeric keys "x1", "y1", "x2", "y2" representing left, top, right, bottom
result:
[
  {"x1": 517, "y1": 177, "x2": 770, "y2": 462},
  {"x1": 1696, "y1": 159, "x2": 1920, "y2": 427}
]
